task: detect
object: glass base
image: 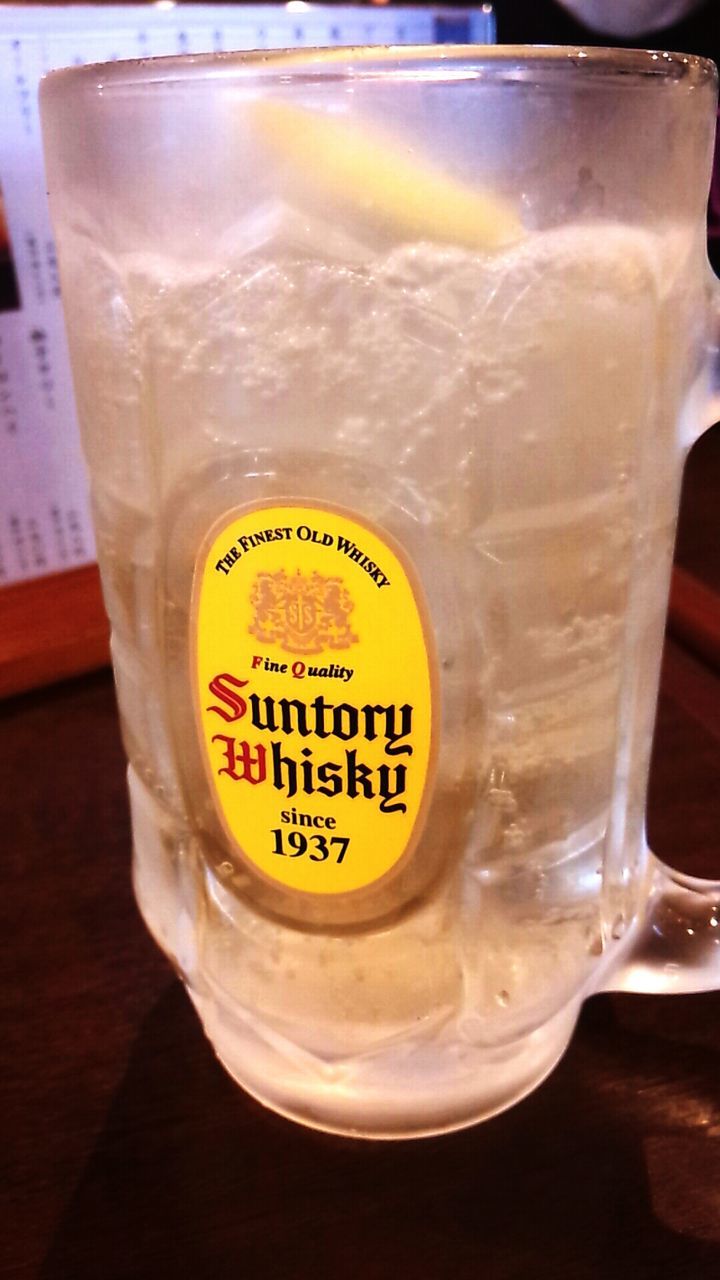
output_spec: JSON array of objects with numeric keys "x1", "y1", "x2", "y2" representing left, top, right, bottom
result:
[
  {"x1": 129, "y1": 774, "x2": 582, "y2": 1140},
  {"x1": 188, "y1": 985, "x2": 579, "y2": 1140}
]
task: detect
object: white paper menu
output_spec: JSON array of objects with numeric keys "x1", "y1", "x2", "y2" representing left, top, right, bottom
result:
[{"x1": 0, "y1": 3, "x2": 495, "y2": 586}]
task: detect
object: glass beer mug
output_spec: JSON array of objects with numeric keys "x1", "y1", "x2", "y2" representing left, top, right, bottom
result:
[{"x1": 40, "y1": 46, "x2": 720, "y2": 1137}]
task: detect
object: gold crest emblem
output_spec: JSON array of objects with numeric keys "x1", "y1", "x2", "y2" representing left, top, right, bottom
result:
[{"x1": 249, "y1": 569, "x2": 358, "y2": 655}]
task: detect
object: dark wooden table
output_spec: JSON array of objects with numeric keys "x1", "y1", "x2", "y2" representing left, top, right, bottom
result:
[{"x1": 3, "y1": 434, "x2": 720, "y2": 1280}]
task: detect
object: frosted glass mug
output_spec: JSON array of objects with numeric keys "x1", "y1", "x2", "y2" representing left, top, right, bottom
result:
[{"x1": 40, "y1": 46, "x2": 720, "y2": 1138}]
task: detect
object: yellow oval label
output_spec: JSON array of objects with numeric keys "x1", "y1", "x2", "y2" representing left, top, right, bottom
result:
[{"x1": 192, "y1": 503, "x2": 436, "y2": 896}]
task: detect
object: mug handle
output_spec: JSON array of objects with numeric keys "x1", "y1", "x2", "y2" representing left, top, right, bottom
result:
[
  {"x1": 601, "y1": 272, "x2": 720, "y2": 996},
  {"x1": 601, "y1": 857, "x2": 720, "y2": 994}
]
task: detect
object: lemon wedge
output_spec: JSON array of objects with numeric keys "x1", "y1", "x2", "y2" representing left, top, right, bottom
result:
[{"x1": 250, "y1": 100, "x2": 524, "y2": 251}]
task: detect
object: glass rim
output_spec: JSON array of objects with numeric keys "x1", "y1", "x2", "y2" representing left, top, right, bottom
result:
[{"x1": 41, "y1": 43, "x2": 717, "y2": 96}]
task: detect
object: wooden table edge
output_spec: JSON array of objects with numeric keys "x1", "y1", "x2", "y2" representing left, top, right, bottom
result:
[{"x1": 1, "y1": 562, "x2": 719, "y2": 700}]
